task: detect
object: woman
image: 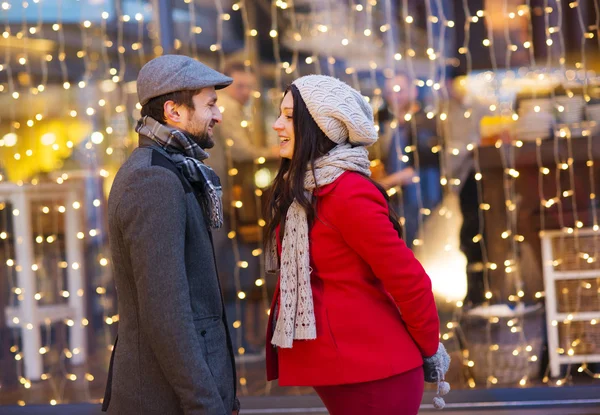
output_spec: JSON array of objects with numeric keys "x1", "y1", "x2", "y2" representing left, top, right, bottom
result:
[{"x1": 264, "y1": 75, "x2": 450, "y2": 415}]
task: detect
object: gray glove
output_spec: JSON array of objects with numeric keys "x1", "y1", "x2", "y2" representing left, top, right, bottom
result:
[{"x1": 423, "y1": 342, "x2": 451, "y2": 409}]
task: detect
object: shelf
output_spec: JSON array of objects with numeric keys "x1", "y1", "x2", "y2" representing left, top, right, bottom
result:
[
  {"x1": 540, "y1": 228, "x2": 600, "y2": 237},
  {"x1": 550, "y1": 270, "x2": 600, "y2": 280},
  {"x1": 4, "y1": 304, "x2": 74, "y2": 328},
  {"x1": 552, "y1": 312, "x2": 600, "y2": 322},
  {"x1": 557, "y1": 354, "x2": 600, "y2": 363}
]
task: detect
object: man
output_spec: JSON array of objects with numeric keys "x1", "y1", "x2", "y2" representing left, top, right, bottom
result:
[
  {"x1": 378, "y1": 72, "x2": 441, "y2": 247},
  {"x1": 102, "y1": 55, "x2": 240, "y2": 415}
]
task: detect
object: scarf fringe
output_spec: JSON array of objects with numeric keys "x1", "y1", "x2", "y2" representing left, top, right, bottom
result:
[{"x1": 271, "y1": 317, "x2": 318, "y2": 349}]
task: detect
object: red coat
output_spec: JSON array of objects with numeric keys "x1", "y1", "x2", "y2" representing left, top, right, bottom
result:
[{"x1": 266, "y1": 171, "x2": 440, "y2": 386}]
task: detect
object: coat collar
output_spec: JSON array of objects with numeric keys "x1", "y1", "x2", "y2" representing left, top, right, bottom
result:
[{"x1": 312, "y1": 170, "x2": 352, "y2": 196}]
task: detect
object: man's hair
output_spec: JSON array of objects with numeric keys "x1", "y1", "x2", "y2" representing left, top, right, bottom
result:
[
  {"x1": 223, "y1": 61, "x2": 254, "y2": 77},
  {"x1": 140, "y1": 89, "x2": 202, "y2": 124}
]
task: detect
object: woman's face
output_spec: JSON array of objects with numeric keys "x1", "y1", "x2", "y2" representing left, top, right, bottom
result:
[{"x1": 272, "y1": 92, "x2": 295, "y2": 159}]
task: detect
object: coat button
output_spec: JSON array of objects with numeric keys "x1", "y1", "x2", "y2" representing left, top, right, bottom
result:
[{"x1": 200, "y1": 330, "x2": 207, "y2": 336}]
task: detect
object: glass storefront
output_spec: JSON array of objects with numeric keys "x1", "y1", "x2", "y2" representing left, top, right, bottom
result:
[{"x1": 1, "y1": 0, "x2": 600, "y2": 409}]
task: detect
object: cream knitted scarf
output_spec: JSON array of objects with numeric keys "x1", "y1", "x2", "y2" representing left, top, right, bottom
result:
[{"x1": 268, "y1": 143, "x2": 372, "y2": 348}]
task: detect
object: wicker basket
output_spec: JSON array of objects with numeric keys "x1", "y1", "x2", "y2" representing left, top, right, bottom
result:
[
  {"x1": 555, "y1": 278, "x2": 600, "y2": 313},
  {"x1": 551, "y1": 234, "x2": 600, "y2": 272},
  {"x1": 558, "y1": 321, "x2": 600, "y2": 356},
  {"x1": 460, "y1": 306, "x2": 544, "y2": 385}
]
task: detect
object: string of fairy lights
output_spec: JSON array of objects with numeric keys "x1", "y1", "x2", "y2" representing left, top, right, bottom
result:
[
  {"x1": 270, "y1": 0, "x2": 283, "y2": 92},
  {"x1": 560, "y1": 0, "x2": 600, "y2": 381},
  {"x1": 422, "y1": 0, "x2": 472, "y2": 385},
  {"x1": 1, "y1": 0, "x2": 600, "y2": 407},
  {"x1": 494, "y1": 0, "x2": 532, "y2": 388},
  {"x1": 212, "y1": 0, "x2": 251, "y2": 396},
  {"x1": 545, "y1": 0, "x2": 573, "y2": 386},
  {"x1": 234, "y1": 0, "x2": 274, "y2": 395},
  {"x1": 400, "y1": 0, "x2": 426, "y2": 248},
  {"x1": 438, "y1": 0, "x2": 600, "y2": 388}
]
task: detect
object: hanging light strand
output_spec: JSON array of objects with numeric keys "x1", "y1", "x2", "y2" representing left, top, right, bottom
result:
[
  {"x1": 78, "y1": 5, "x2": 92, "y2": 88},
  {"x1": 214, "y1": 0, "x2": 226, "y2": 72},
  {"x1": 286, "y1": 0, "x2": 300, "y2": 77},
  {"x1": 502, "y1": 0, "x2": 513, "y2": 71},
  {"x1": 573, "y1": 0, "x2": 591, "y2": 102},
  {"x1": 20, "y1": 0, "x2": 34, "y2": 111},
  {"x1": 116, "y1": 0, "x2": 126, "y2": 80},
  {"x1": 57, "y1": 0, "x2": 69, "y2": 89},
  {"x1": 270, "y1": 0, "x2": 283, "y2": 92},
  {"x1": 307, "y1": 1, "x2": 321, "y2": 75},
  {"x1": 188, "y1": 0, "x2": 198, "y2": 59},
  {"x1": 135, "y1": 0, "x2": 147, "y2": 68},
  {"x1": 325, "y1": 0, "x2": 335, "y2": 77},
  {"x1": 240, "y1": 0, "x2": 253, "y2": 70},
  {"x1": 3, "y1": 7, "x2": 18, "y2": 134},
  {"x1": 36, "y1": 0, "x2": 48, "y2": 119},
  {"x1": 401, "y1": 0, "x2": 426, "y2": 247},
  {"x1": 239, "y1": 0, "x2": 272, "y2": 395}
]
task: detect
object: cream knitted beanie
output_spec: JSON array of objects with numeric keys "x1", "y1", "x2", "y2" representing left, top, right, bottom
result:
[{"x1": 292, "y1": 75, "x2": 378, "y2": 146}]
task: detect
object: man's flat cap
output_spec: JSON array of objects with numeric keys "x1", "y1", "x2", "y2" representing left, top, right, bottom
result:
[{"x1": 137, "y1": 55, "x2": 233, "y2": 105}]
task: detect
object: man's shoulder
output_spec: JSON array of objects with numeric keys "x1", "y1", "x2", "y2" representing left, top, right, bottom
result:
[
  {"x1": 147, "y1": 148, "x2": 193, "y2": 193},
  {"x1": 112, "y1": 147, "x2": 192, "y2": 196}
]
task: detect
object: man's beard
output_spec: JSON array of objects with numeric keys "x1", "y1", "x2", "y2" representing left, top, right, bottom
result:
[
  {"x1": 184, "y1": 120, "x2": 214, "y2": 149},
  {"x1": 188, "y1": 130, "x2": 214, "y2": 149}
]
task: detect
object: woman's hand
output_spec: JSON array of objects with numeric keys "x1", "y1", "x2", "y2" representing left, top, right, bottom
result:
[
  {"x1": 423, "y1": 342, "x2": 451, "y2": 409},
  {"x1": 423, "y1": 342, "x2": 450, "y2": 383}
]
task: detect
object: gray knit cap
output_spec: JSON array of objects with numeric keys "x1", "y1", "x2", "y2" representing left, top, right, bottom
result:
[
  {"x1": 292, "y1": 75, "x2": 378, "y2": 146},
  {"x1": 137, "y1": 55, "x2": 233, "y2": 105}
]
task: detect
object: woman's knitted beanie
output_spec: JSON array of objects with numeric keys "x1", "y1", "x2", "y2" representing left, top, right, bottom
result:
[{"x1": 292, "y1": 75, "x2": 378, "y2": 146}]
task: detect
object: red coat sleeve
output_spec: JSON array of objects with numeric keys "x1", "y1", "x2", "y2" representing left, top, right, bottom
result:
[{"x1": 326, "y1": 173, "x2": 440, "y2": 357}]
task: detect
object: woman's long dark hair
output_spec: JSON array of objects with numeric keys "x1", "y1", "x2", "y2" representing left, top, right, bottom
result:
[{"x1": 265, "y1": 84, "x2": 403, "y2": 245}]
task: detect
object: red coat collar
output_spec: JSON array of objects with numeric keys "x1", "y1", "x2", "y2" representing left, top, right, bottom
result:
[{"x1": 313, "y1": 170, "x2": 353, "y2": 196}]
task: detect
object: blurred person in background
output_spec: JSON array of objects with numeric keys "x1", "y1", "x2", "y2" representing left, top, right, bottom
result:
[
  {"x1": 209, "y1": 61, "x2": 279, "y2": 355},
  {"x1": 375, "y1": 72, "x2": 442, "y2": 248},
  {"x1": 209, "y1": 61, "x2": 279, "y2": 185},
  {"x1": 443, "y1": 75, "x2": 486, "y2": 307}
]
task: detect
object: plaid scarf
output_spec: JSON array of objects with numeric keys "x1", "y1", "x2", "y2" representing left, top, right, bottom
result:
[{"x1": 135, "y1": 116, "x2": 224, "y2": 229}]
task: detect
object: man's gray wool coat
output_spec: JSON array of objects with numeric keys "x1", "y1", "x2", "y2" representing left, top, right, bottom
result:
[{"x1": 102, "y1": 136, "x2": 237, "y2": 414}]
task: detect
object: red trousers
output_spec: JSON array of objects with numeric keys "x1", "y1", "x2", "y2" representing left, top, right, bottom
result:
[{"x1": 314, "y1": 366, "x2": 424, "y2": 415}]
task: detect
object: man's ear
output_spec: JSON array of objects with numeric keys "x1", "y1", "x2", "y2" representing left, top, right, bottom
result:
[{"x1": 163, "y1": 100, "x2": 182, "y2": 124}]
